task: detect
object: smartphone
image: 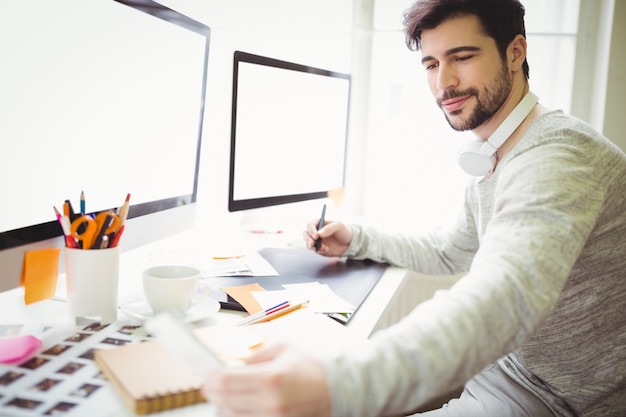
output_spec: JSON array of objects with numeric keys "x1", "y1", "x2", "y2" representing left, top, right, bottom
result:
[{"x1": 144, "y1": 312, "x2": 224, "y2": 377}]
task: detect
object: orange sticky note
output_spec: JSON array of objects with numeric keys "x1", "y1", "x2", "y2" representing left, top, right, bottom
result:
[
  {"x1": 21, "y1": 248, "x2": 62, "y2": 305},
  {"x1": 221, "y1": 283, "x2": 266, "y2": 314}
]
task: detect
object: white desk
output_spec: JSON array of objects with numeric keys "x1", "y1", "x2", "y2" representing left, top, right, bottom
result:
[
  {"x1": 0, "y1": 267, "x2": 408, "y2": 337},
  {"x1": 0, "y1": 229, "x2": 457, "y2": 417}
]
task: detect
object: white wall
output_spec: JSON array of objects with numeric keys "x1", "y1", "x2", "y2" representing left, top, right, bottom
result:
[
  {"x1": 157, "y1": 0, "x2": 354, "y2": 234},
  {"x1": 570, "y1": 0, "x2": 625, "y2": 152},
  {"x1": 571, "y1": 1, "x2": 612, "y2": 139}
]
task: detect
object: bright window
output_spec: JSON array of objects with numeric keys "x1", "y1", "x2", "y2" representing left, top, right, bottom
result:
[{"x1": 358, "y1": 0, "x2": 580, "y2": 232}]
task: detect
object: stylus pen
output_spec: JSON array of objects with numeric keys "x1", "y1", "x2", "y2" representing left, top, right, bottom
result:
[
  {"x1": 237, "y1": 300, "x2": 309, "y2": 326},
  {"x1": 314, "y1": 204, "x2": 326, "y2": 252}
]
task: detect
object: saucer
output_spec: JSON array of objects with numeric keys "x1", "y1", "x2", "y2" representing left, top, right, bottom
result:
[{"x1": 119, "y1": 293, "x2": 220, "y2": 323}]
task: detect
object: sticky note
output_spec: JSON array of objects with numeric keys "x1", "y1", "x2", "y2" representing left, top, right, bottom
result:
[
  {"x1": 0, "y1": 335, "x2": 42, "y2": 364},
  {"x1": 221, "y1": 283, "x2": 266, "y2": 314},
  {"x1": 327, "y1": 187, "x2": 344, "y2": 208},
  {"x1": 21, "y1": 248, "x2": 62, "y2": 305}
]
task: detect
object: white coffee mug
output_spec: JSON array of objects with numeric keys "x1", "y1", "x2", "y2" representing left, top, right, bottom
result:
[{"x1": 142, "y1": 265, "x2": 201, "y2": 317}]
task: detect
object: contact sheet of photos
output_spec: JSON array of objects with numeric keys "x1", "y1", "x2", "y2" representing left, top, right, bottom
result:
[{"x1": 0, "y1": 321, "x2": 148, "y2": 416}]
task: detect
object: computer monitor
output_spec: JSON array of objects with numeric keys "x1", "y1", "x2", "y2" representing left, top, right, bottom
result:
[
  {"x1": 0, "y1": 0, "x2": 210, "y2": 292},
  {"x1": 228, "y1": 51, "x2": 351, "y2": 212}
]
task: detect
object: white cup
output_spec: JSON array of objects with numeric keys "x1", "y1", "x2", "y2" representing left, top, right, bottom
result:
[{"x1": 142, "y1": 265, "x2": 201, "y2": 317}]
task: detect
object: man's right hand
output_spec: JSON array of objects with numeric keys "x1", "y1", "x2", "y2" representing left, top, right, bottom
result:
[{"x1": 303, "y1": 219, "x2": 353, "y2": 257}]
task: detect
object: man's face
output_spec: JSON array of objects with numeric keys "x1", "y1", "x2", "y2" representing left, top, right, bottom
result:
[{"x1": 420, "y1": 14, "x2": 512, "y2": 132}]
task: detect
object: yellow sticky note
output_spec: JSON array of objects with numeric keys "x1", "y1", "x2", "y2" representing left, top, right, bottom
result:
[
  {"x1": 21, "y1": 248, "x2": 62, "y2": 305},
  {"x1": 327, "y1": 187, "x2": 344, "y2": 208},
  {"x1": 221, "y1": 283, "x2": 266, "y2": 314}
]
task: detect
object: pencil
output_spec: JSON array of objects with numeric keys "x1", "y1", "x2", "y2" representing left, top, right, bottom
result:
[
  {"x1": 117, "y1": 193, "x2": 131, "y2": 227},
  {"x1": 53, "y1": 206, "x2": 78, "y2": 248},
  {"x1": 80, "y1": 191, "x2": 85, "y2": 215},
  {"x1": 236, "y1": 300, "x2": 309, "y2": 326}
]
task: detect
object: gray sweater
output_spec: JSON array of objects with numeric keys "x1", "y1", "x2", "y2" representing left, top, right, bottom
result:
[{"x1": 325, "y1": 111, "x2": 626, "y2": 417}]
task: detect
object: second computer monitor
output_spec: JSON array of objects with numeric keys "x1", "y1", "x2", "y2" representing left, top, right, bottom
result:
[{"x1": 228, "y1": 51, "x2": 351, "y2": 212}]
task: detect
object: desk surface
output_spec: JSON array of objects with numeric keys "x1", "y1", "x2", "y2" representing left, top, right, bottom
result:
[
  {"x1": 208, "y1": 246, "x2": 389, "y2": 317},
  {"x1": 0, "y1": 231, "x2": 409, "y2": 417}
]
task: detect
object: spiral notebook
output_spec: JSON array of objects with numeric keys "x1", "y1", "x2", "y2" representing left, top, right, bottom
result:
[{"x1": 95, "y1": 340, "x2": 205, "y2": 415}]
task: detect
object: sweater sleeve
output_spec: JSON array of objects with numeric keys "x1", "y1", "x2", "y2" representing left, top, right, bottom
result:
[
  {"x1": 343, "y1": 202, "x2": 478, "y2": 276},
  {"x1": 323, "y1": 122, "x2": 609, "y2": 417}
]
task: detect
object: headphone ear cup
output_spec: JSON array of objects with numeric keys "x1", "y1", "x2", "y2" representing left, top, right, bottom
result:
[{"x1": 457, "y1": 140, "x2": 496, "y2": 177}]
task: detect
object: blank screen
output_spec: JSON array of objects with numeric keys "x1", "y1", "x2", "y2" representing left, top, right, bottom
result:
[
  {"x1": 229, "y1": 51, "x2": 350, "y2": 211},
  {"x1": 0, "y1": 0, "x2": 207, "y2": 236}
]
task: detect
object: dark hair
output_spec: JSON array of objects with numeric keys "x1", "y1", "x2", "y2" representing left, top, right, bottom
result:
[{"x1": 403, "y1": 0, "x2": 530, "y2": 79}]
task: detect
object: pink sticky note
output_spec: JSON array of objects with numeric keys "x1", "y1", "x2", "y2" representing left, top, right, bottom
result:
[{"x1": 0, "y1": 335, "x2": 42, "y2": 364}]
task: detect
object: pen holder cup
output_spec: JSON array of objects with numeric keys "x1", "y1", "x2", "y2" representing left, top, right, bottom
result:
[{"x1": 65, "y1": 246, "x2": 120, "y2": 324}]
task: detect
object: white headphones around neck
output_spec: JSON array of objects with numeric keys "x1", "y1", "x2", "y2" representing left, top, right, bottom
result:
[{"x1": 457, "y1": 91, "x2": 538, "y2": 176}]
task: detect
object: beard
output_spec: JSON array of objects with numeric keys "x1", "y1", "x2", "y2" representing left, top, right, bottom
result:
[{"x1": 438, "y1": 63, "x2": 512, "y2": 132}]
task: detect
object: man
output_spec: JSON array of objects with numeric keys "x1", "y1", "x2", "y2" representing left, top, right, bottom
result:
[{"x1": 202, "y1": 0, "x2": 626, "y2": 416}]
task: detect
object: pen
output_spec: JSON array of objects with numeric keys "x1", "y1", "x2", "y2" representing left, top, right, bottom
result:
[
  {"x1": 249, "y1": 229, "x2": 284, "y2": 235},
  {"x1": 65, "y1": 199, "x2": 77, "y2": 221},
  {"x1": 108, "y1": 224, "x2": 125, "y2": 248},
  {"x1": 314, "y1": 204, "x2": 326, "y2": 251},
  {"x1": 237, "y1": 300, "x2": 308, "y2": 326},
  {"x1": 92, "y1": 213, "x2": 114, "y2": 250}
]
